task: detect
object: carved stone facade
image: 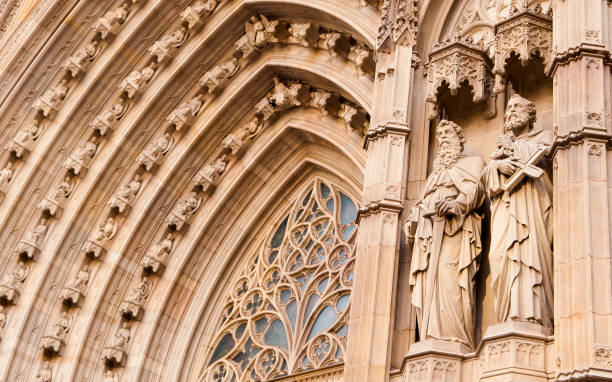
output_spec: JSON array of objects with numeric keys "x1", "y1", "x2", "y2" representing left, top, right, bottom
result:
[{"x1": 0, "y1": 0, "x2": 608, "y2": 381}]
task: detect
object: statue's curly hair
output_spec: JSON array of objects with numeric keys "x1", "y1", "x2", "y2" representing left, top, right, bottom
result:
[{"x1": 436, "y1": 119, "x2": 466, "y2": 150}]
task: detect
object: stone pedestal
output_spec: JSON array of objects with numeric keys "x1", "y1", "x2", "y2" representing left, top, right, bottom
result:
[
  {"x1": 479, "y1": 322, "x2": 552, "y2": 382},
  {"x1": 404, "y1": 339, "x2": 469, "y2": 382}
]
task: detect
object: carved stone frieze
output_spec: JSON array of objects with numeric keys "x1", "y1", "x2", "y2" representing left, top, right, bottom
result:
[{"x1": 493, "y1": 7, "x2": 552, "y2": 93}]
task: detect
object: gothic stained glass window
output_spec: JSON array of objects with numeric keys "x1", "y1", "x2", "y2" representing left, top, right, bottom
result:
[{"x1": 200, "y1": 179, "x2": 358, "y2": 381}]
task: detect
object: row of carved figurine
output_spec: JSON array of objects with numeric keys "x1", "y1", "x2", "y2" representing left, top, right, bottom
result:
[{"x1": 0, "y1": 1, "x2": 372, "y2": 378}]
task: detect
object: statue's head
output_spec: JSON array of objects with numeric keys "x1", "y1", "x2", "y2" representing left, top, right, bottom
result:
[
  {"x1": 504, "y1": 94, "x2": 536, "y2": 134},
  {"x1": 434, "y1": 120, "x2": 465, "y2": 171}
]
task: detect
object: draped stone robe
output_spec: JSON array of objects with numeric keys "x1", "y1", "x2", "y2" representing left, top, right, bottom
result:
[
  {"x1": 410, "y1": 156, "x2": 485, "y2": 348},
  {"x1": 482, "y1": 129, "x2": 553, "y2": 327}
]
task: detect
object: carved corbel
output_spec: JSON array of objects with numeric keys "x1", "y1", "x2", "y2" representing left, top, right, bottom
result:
[
  {"x1": 426, "y1": 39, "x2": 492, "y2": 120},
  {"x1": 340, "y1": 104, "x2": 369, "y2": 134},
  {"x1": 492, "y1": 8, "x2": 552, "y2": 93}
]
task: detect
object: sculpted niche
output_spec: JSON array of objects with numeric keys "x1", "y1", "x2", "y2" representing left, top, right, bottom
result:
[{"x1": 405, "y1": 94, "x2": 554, "y2": 351}]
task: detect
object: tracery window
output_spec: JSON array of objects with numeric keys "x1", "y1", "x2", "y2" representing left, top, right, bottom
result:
[{"x1": 201, "y1": 179, "x2": 358, "y2": 381}]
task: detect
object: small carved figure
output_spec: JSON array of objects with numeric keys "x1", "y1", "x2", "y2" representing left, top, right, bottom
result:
[
  {"x1": 64, "y1": 40, "x2": 99, "y2": 76},
  {"x1": 91, "y1": 99, "x2": 127, "y2": 136},
  {"x1": 109, "y1": 174, "x2": 142, "y2": 214},
  {"x1": 137, "y1": 133, "x2": 173, "y2": 171},
  {"x1": 0, "y1": 261, "x2": 29, "y2": 305},
  {"x1": 119, "y1": 62, "x2": 157, "y2": 98},
  {"x1": 65, "y1": 136, "x2": 98, "y2": 176},
  {"x1": 319, "y1": 32, "x2": 349, "y2": 57},
  {"x1": 482, "y1": 94, "x2": 553, "y2": 328},
  {"x1": 103, "y1": 322, "x2": 131, "y2": 366},
  {"x1": 406, "y1": 120, "x2": 485, "y2": 348},
  {"x1": 141, "y1": 233, "x2": 174, "y2": 273},
  {"x1": 340, "y1": 103, "x2": 368, "y2": 134},
  {"x1": 167, "y1": 95, "x2": 204, "y2": 130},
  {"x1": 60, "y1": 264, "x2": 90, "y2": 306},
  {"x1": 166, "y1": 191, "x2": 201, "y2": 231},
  {"x1": 0, "y1": 162, "x2": 14, "y2": 194},
  {"x1": 223, "y1": 118, "x2": 263, "y2": 154},
  {"x1": 269, "y1": 77, "x2": 294, "y2": 112},
  {"x1": 288, "y1": 22, "x2": 319, "y2": 46},
  {"x1": 201, "y1": 58, "x2": 240, "y2": 93},
  {"x1": 189, "y1": 0, "x2": 218, "y2": 17},
  {"x1": 34, "y1": 79, "x2": 69, "y2": 117},
  {"x1": 41, "y1": 311, "x2": 71, "y2": 356},
  {"x1": 349, "y1": 44, "x2": 374, "y2": 76},
  {"x1": 15, "y1": 218, "x2": 48, "y2": 260},
  {"x1": 93, "y1": 217, "x2": 118, "y2": 243},
  {"x1": 194, "y1": 155, "x2": 228, "y2": 191},
  {"x1": 94, "y1": 3, "x2": 129, "y2": 39},
  {"x1": 36, "y1": 361, "x2": 52, "y2": 382},
  {"x1": 149, "y1": 26, "x2": 188, "y2": 62},
  {"x1": 38, "y1": 176, "x2": 74, "y2": 216},
  {"x1": 9, "y1": 119, "x2": 42, "y2": 158},
  {"x1": 119, "y1": 277, "x2": 152, "y2": 320},
  {"x1": 245, "y1": 15, "x2": 270, "y2": 48}
]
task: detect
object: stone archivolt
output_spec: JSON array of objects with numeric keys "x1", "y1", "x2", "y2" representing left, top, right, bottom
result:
[{"x1": 0, "y1": 0, "x2": 376, "y2": 380}]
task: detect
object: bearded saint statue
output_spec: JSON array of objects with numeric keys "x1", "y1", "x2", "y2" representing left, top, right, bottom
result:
[
  {"x1": 406, "y1": 120, "x2": 485, "y2": 348},
  {"x1": 482, "y1": 94, "x2": 553, "y2": 328}
]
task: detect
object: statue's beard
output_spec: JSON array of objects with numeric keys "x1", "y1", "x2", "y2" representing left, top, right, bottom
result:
[
  {"x1": 433, "y1": 141, "x2": 461, "y2": 172},
  {"x1": 504, "y1": 114, "x2": 529, "y2": 132}
]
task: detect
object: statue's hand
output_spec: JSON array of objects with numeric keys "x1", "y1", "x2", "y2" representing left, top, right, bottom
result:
[
  {"x1": 496, "y1": 158, "x2": 520, "y2": 176},
  {"x1": 435, "y1": 199, "x2": 458, "y2": 217}
]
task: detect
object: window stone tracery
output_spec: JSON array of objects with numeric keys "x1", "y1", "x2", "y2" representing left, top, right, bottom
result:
[{"x1": 201, "y1": 179, "x2": 358, "y2": 381}]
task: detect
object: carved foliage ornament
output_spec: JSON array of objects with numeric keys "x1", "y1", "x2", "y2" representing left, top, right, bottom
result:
[{"x1": 201, "y1": 179, "x2": 358, "y2": 381}]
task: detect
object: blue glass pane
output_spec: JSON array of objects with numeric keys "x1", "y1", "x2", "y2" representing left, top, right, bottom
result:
[
  {"x1": 281, "y1": 359, "x2": 287, "y2": 371},
  {"x1": 280, "y1": 289, "x2": 292, "y2": 304},
  {"x1": 302, "y1": 190, "x2": 312, "y2": 206},
  {"x1": 320, "y1": 183, "x2": 331, "y2": 199},
  {"x1": 304, "y1": 294, "x2": 319, "y2": 323},
  {"x1": 271, "y1": 216, "x2": 289, "y2": 248},
  {"x1": 348, "y1": 271, "x2": 354, "y2": 281},
  {"x1": 312, "y1": 202, "x2": 319, "y2": 212},
  {"x1": 335, "y1": 346, "x2": 343, "y2": 360},
  {"x1": 255, "y1": 317, "x2": 268, "y2": 334},
  {"x1": 342, "y1": 224, "x2": 356, "y2": 241},
  {"x1": 268, "y1": 250, "x2": 278, "y2": 264},
  {"x1": 208, "y1": 333, "x2": 235, "y2": 365},
  {"x1": 339, "y1": 193, "x2": 357, "y2": 225},
  {"x1": 336, "y1": 294, "x2": 350, "y2": 312},
  {"x1": 305, "y1": 240, "x2": 314, "y2": 251},
  {"x1": 318, "y1": 278, "x2": 329, "y2": 294},
  {"x1": 307, "y1": 305, "x2": 338, "y2": 341},
  {"x1": 263, "y1": 319, "x2": 289, "y2": 350},
  {"x1": 235, "y1": 323, "x2": 246, "y2": 339},
  {"x1": 302, "y1": 355, "x2": 309, "y2": 368},
  {"x1": 295, "y1": 209, "x2": 303, "y2": 222},
  {"x1": 336, "y1": 324, "x2": 348, "y2": 338},
  {"x1": 326, "y1": 198, "x2": 335, "y2": 213},
  {"x1": 286, "y1": 300, "x2": 297, "y2": 331}
]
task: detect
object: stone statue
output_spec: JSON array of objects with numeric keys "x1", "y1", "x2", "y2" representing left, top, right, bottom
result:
[
  {"x1": 181, "y1": 0, "x2": 218, "y2": 28},
  {"x1": 36, "y1": 361, "x2": 52, "y2": 382},
  {"x1": 60, "y1": 264, "x2": 90, "y2": 306},
  {"x1": 201, "y1": 58, "x2": 240, "y2": 93},
  {"x1": 109, "y1": 174, "x2": 142, "y2": 213},
  {"x1": 110, "y1": 322, "x2": 131, "y2": 349},
  {"x1": 120, "y1": 277, "x2": 152, "y2": 320},
  {"x1": 167, "y1": 95, "x2": 203, "y2": 130},
  {"x1": 406, "y1": 120, "x2": 485, "y2": 348},
  {"x1": 94, "y1": 3, "x2": 129, "y2": 39},
  {"x1": 0, "y1": 306, "x2": 6, "y2": 333},
  {"x1": 34, "y1": 79, "x2": 68, "y2": 116},
  {"x1": 149, "y1": 26, "x2": 188, "y2": 62},
  {"x1": 482, "y1": 94, "x2": 553, "y2": 327},
  {"x1": 9, "y1": 119, "x2": 42, "y2": 158},
  {"x1": 245, "y1": 15, "x2": 270, "y2": 48},
  {"x1": 65, "y1": 136, "x2": 98, "y2": 175},
  {"x1": 120, "y1": 62, "x2": 157, "y2": 98},
  {"x1": 166, "y1": 191, "x2": 201, "y2": 230},
  {"x1": 51, "y1": 312, "x2": 71, "y2": 339},
  {"x1": 141, "y1": 233, "x2": 174, "y2": 273},
  {"x1": 91, "y1": 99, "x2": 127, "y2": 136},
  {"x1": 65, "y1": 40, "x2": 99, "y2": 76},
  {"x1": 137, "y1": 132, "x2": 173, "y2": 170},
  {"x1": 194, "y1": 155, "x2": 228, "y2": 191},
  {"x1": 0, "y1": 162, "x2": 14, "y2": 193},
  {"x1": 39, "y1": 176, "x2": 74, "y2": 216},
  {"x1": 24, "y1": 218, "x2": 48, "y2": 246},
  {"x1": 92, "y1": 217, "x2": 117, "y2": 243},
  {"x1": 0, "y1": 261, "x2": 28, "y2": 304}
]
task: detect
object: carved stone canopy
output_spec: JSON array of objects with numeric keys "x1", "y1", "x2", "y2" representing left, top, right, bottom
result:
[
  {"x1": 492, "y1": 7, "x2": 552, "y2": 93},
  {"x1": 377, "y1": 0, "x2": 419, "y2": 53},
  {"x1": 426, "y1": 39, "x2": 492, "y2": 119}
]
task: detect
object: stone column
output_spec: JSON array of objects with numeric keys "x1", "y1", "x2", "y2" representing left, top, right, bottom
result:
[
  {"x1": 552, "y1": 0, "x2": 612, "y2": 379},
  {"x1": 344, "y1": 43, "x2": 414, "y2": 381}
]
